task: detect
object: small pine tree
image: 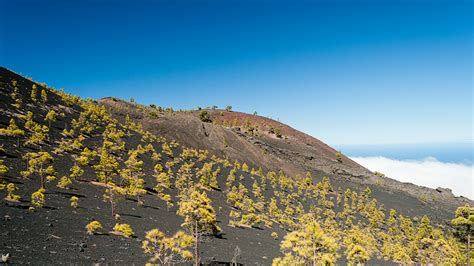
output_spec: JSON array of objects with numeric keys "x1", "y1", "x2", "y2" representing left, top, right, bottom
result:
[
  {"x1": 241, "y1": 163, "x2": 249, "y2": 172},
  {"x1": 31, "y1": 188, "x2": 46, "y2": 208},
  {"x1": 336, "y1": 150, "x2": 343, "y2": 163},
  {"x1": 162, "y1": 142, "x2": 173, "y2": 158},
  {"x1": 113, "y1": 223, "x2": 134, "y2": 237},
  {"x1": 31, "y1": 84, "x2": 38, "y2": 102},
  {"x1": 451, "y1": 204, "x2": 474, "y2": 265},
  {"x1": 273, "y1": 217, "x2": 338, "y2": 265},
  {"x1": 70, "y1": 196, "x2": 79, "y2": 208},
  {"x1": 0, "y1": 160, "x2": 9, "y2": 190},
  {"x1": 41, "y1": 89, "x2": 47, "y2": 102},
  {"x1": 346, "y1": 245, "x2": 370, "y2": 265},
  {"x1": 344, "y1": 226, "x2": 375, "y2": 265},
  {"x1": 142, "y1": 229, "x2": 194, "y2": 264},
  {"x1": 44, "y1": 110, "x2": 57, "y2": 127},
  {"x1": 121, "y1": 150, "x2": 146, "y2": 205},
  {"x1": 22, "y1": 152, "x2": 55, "y2": 189},
  {"x1": 86, "y1": 220, "x2": 102, "y2": 235},
  {"x1": 57, "y1": 176, "x2": 72, "y2": 189},
  {"x1": 103, "y1": 184, "x2": 126, "y2": 217},
  {"x1": 94, "y1": 143, "x2": 119, "y2": 184},
  {"x1": 5, "y1": 183, "x2": 21, "y2": 202},
  {"x1": 0, "y1": 119, "x2": 25, "y2": 146},
  {"x1": 177, "y1": 188, "x2": 219, "y2": 266},
  {"x1": 271, "y1": 232, "x2": 278, "y2": 240}
]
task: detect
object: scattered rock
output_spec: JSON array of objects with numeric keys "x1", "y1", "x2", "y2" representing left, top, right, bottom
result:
[
  {"x1": 79, "y1": 242, "x2": 87, "y2": 252},
  {"x1": 1, "y1": 253, "x2": 10, "y2": 263}
]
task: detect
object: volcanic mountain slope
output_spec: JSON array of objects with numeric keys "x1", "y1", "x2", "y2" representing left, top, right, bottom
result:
[
  {"x1": 99, "y1": 96, "x2": 471, "y2": 217},
  {"x1": 99, "y1": 97, "x2": 366, "y2": 177},
  {"x1": 0, "y1": 66, "x2": 471, "y2": 265}
]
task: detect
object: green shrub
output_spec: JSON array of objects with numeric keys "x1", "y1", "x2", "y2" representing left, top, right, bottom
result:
[
  {"x1": 57, "y1": 176, "x2": 72, "y2": 189},
  {"x1": 86, "y1": 220, "x2": 102, "y2": 235},
  {"x1": 6, "y1": 183, "x2": 20, "y2": 202},
  {"x1": 70, "y1": 196, "x2": 79, "y2": 208},
  {"x1": 336, "y1": 151, "x2": 343, "y2": 163},
  {"x1": 271, "y1": 231, "x2": 278, "y2": 240},
  {"x1": 31, "y1": 188, "x2": 46, "y2": 208},
  {"x1": 374, "y1": 171, "x2": 385, "y2": 178},
  {"x1": 199, "y1": 110, "x2": 212, "y2": 123},
  {"x1": 113, "y1": 223, "x2": 134, "y2": 237}
]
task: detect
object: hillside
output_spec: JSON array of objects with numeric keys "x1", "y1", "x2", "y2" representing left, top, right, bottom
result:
[
  {"x1": 0, "y1": 66, "x2": 472, "y2": 265},
  {"x1": 99, "y1": 96, "x2": 470, "y2": 216}
]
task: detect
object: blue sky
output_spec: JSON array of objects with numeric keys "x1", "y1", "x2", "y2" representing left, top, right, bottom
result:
[{"x1": 1, "y1": 0, "x2": 472, "y2": 145}]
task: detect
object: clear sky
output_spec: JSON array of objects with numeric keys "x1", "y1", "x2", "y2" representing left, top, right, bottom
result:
[{"x1": 1, "y1": 0, "x2": 472, "y2": 145}]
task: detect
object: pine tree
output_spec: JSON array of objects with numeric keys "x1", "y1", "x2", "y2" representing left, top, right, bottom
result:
[
  {"x1": 304, "y1": 172, "x2": 313, "y2": 187},
  {"x1": 451, "y1": 204, "x2": 474, "y2": 266},
  {"x1": 273, "y1": 217, "x2": 339, "y2": 265},
  {"x1": 31, "y1": 188, "x2": 46, "y2": 208},
  {"x1": 142, "y1": 229, "x2": 193, "y2": 264},
  {"x1": 94, "y1": 143, "x2": 119, "y2": 184},
  {"x1": 21, "y1": 152, "x2": 55, "y2": 189},
  {"x1": 57, "y1": 176, "x2": 72, "y2": 189},
  {"x1": 76, "y1": 147, "x2": 97, "y2": 166},
  {"x1": 31, "y1": 84, "x2": 38, "y2": 102},
  {"x1": 242, "y1": 163, "x2": 249, "y2": 172},
  {"x1": 121, "y1": 150, "x2": 146, "y2": 205},
  {"x1": 344, "y1": 226, "x2": 375, "y2": 265},
  {"x1": 44, "y1": 110, "x2": 57, "y2": 127},
  {"x1": 22, "y1": 111, "x2": 49, "y2": 146},
  {"x1": 0, "y1": 118, "x2": 25, "y2": 146},
  {"x1": 177, "y1": 188, "x2": 219, "y2": 266},
  {"x1": 5, "y1": 183, "x2": 21, "y2": 202},
  {"x1": 335, "y1": 150, "x2": 343, "y2": 163},
  {"x1": 229, "y1": 210, "x2": 241, "y2": 227},
  {"x1": 41, "y1": 89, "x2": 47, "y2": 102},
  {"x1": 23, "y1": 111, "x2": 35, "y2": 130},
  {"x1": 103, "y1": 184, "x2": 126, "y2": 217},
  {"x1": 252, "y1": 179, "x2": 263, "y2": 199},
  {"x1": 70, "y1": 196, "x2": 79, "y2": 208},
  {"x1": 239, "y1": 213, "x2": 261, "y2": 228},
  {"x1": 346, "y1": 245, "x2": 370, "y2": 266},
  {"x1": 102, "y1": 123, "x2": 125, "y2": 152},
  {"x1": 0, "y1": 160, "x2": 9, "y2": 190},
  {"x1": 197, "y1": 162, "x2": 220, "y2": 190},
  {"x1": 25, "y1": 124, "x2": 49, "y2": 146},
  {"x1": 69, "y1": 163, "x2": 84, "y2": 179},
  {"x1": 155, "y1": 172, "x2": 171, "y2": 192},
  {"x1": 86, "y1": 221, "x2": 102, "y2": 235},
  {"x1": 113, "y1": 223, "x2": 134, "y2": 237},
  {"x1": 162, "y1": 142, "x2": 173, "y2": 157}
]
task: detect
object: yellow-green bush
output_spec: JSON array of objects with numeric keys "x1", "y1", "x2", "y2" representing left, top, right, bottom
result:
[
  {"x1": 113, "y1": 223, "x2": 134, "y2": 237},
  {"x1": 86, "y1": 221, "x2": 102, "y2": 235}
]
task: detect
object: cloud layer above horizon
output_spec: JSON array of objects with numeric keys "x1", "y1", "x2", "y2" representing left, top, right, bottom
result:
[{"x1": 351, "y1": 156, "x2": 473, "y2": 200}]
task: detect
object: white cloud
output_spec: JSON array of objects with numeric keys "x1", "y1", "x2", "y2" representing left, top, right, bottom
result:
[{"x1": 350, "y1": 156, "x2": 474, "y2": 200}]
